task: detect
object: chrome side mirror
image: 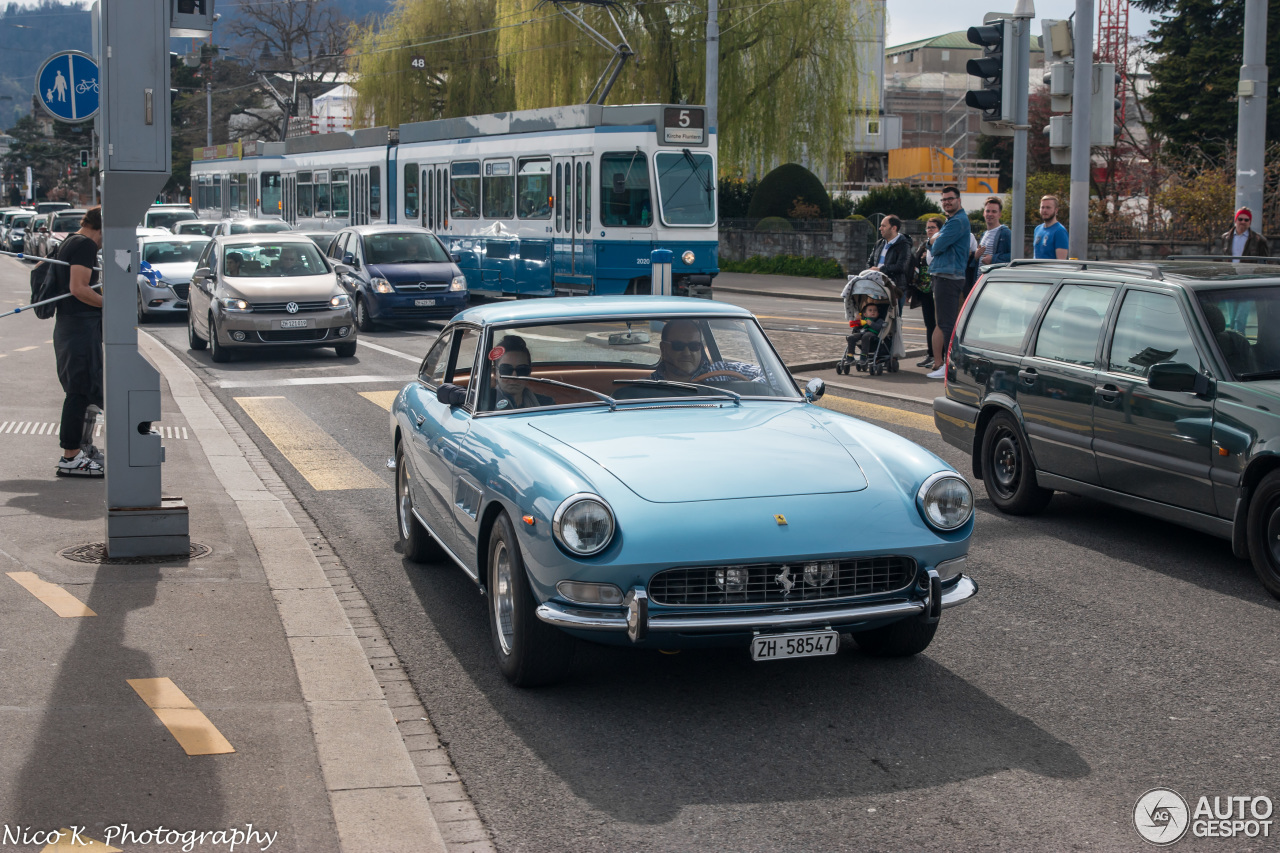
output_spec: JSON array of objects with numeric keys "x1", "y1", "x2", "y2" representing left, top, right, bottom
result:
[{"x1": 803, "y1": 378, "x2": 826, "y2": 402}]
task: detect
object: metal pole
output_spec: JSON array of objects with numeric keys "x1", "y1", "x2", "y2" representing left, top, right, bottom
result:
[
  {"x1": 706, "y1": 0, "x2": 718, "y2": 133},
  {"x1": 1011, "y1": 0, "x2": 1034, "y2": 260},
  {"x1": 206, "y1": 46, "x2": 213, "y2": 147},
  {"x1": 1236, "y1": 0, "x2": 1268, "y2": 228},
  {"x1": 1068, "y1": 0, "x2": 1094, "y2": 259}
]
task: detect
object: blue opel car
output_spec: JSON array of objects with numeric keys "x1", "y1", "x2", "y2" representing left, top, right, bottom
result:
[{"x1": 329, "y1": 225, "x2": 468, "y2": 330}]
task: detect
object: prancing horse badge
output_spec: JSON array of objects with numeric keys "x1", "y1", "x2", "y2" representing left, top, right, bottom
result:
[{"x1": 774, "y1": 514, "x2": 787, "y2": 525}]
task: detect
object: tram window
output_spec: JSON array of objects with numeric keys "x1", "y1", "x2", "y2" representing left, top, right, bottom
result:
[
  {"x1": 297, "y1": 171, "x2": 314, "y2": 218},
  {"x1": 584, "y1": 163, "x2": 592, "y2": 230},
  {"x1": 516, "y1": 158, "x2": 550, "y2": 219},
  {"x1": 575, "y1": 162, "x2": 583, "y2": 233},
  {"x1": 331, "y1": 169, "x2": 349, "y2": 219},
  {"x1": 369, "y1": 166, "x2": 381, "y2": 218},
  {"x1": 426, "y1": 170, "x2": 434, "y2": 228},
  {"x1": 482, "y1": 160, "x2": 514, "y2": 219},
  {"x1": 600, "y1": 152, "x2": 651, "y2": 227},
  {"x1": 654, "y1": 151, "x2": 716, "y2": 225},
  {"x1": 451, "y1": 161, "x2": 479, "y2": 219},
  {"x1": 438, "y1": 168, "x2": 448, "y2": 227},
  {"x1": 315, "y1": 171, "x2": 331, "y2": 217},
  {"x1": 237, "y1": 173, "x2": 249, "y2": 212},
  {"x1": 404, "y1": 162, "x2": 419, "y2": 220},
  {"x1": 555, "y1": 164, "x2": 562, "y2": 231}
]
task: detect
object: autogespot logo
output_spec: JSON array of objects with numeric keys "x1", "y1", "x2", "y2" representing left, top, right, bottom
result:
[{"x1": 1135, "y1": 788, "x2": 1190, "y2": 845}]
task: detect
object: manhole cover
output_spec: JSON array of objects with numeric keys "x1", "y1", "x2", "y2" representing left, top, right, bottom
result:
[{"x1": 60, "y1": 542, "x2": 212, "y2": 565}]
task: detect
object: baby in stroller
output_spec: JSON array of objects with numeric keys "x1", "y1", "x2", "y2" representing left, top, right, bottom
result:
[{"x1": 837, "y1": 269, "x2": 903, "y2": 375}]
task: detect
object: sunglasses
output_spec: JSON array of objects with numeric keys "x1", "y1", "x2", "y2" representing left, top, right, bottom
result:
[
  {"x1": 1238, "y1": 218, "x2": 1252, "y2": 223},
  {"x1": 665, "y1": 340, "x2": 702, "y2": 352},
  {"x1": 497, "y1": 363, "x2": 531, "y2": 377}
]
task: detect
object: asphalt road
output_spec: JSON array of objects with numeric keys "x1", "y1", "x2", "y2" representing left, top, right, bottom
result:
[{"x1": 135, "y1": 289, "x2": 1280, "y2": 853}]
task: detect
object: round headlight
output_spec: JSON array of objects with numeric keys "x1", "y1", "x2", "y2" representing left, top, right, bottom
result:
[
  {"x1": 553, "y1": 494, "x2": 615, "y2": 556},
  {"x1": 917, "y1": 473, "x2": 973, "y2": 531},
  {"x1": 681, "y1": 250, "x2": 695, "y2": 265}
]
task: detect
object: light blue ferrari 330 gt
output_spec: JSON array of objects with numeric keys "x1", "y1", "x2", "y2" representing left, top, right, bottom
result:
[{"x1": 390, "y1": 297, "x2": 977, "y2": 685}]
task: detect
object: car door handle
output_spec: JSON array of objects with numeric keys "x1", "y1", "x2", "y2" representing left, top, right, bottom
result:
[
  {"x1": 1018, "y1": 368, "x2": 1038, "y2": 384},
  {"x1": 1094, "y1": 384, "x2": 1120, "y2": 401},
  {"x1": 414, "y1": 414, "x2": 425, "y2": 427}
]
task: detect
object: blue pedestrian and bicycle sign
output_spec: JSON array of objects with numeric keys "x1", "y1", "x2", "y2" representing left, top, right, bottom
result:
[{"x1": 35, "y1": 50, "x2": 99, "y2": 123}]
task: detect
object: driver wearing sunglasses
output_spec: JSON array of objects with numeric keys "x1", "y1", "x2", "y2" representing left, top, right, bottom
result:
[
  {"x1": 491, "y1": 335, "x2": 553, "y2": 410},
  {"x1": 651, "y1": 319, "x2": 765, "y2": 383}
]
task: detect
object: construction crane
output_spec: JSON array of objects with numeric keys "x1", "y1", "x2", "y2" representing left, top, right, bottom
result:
[{"x1": 1096, "y1": 0, "x2": 1129, "y2": 126}]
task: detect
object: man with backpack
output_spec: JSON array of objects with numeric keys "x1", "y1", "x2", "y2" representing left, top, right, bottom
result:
[{"x1": 52, "y1": 206, "x2": 104, "y2": 477}]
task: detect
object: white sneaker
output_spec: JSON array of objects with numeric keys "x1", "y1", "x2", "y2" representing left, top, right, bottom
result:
[
  {"x1": 926, "y1": 366, "x2": 947, "y2": 379},
  {"x1": 56, "y1": 450, "x2": 104, "y2": 478}
]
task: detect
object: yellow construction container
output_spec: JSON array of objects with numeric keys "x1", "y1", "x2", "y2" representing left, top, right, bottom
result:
[
  {"x1": 967, "y1": 176, "x2": 1000, "y2": 194},
  {"x1": 888, "y1": 147, "x2": 954, "y2": 184}
]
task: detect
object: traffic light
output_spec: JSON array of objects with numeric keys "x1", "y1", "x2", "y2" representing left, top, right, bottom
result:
[
  {"x1": 965, "y1": 20, "x2": 1015, "y2": 124},
  {"x1": 1090, "y1": 63, "x2": 1121, "y2": 147},
  {"x1": 79, "y1": 149, "x2": 89, "y2": 168}
]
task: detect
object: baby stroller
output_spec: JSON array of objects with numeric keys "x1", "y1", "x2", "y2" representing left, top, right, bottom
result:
[{"x1": 837, "y1": 269, "x2": 904, "y2": 376}]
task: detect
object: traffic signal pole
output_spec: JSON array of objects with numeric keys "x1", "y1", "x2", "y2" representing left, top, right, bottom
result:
[
  {"x1": 1236, "y1": 0, "x2": 1268, "y2": 227},
  {"x1": 1068, "y1": 0, "x2": 1094, "y2": 260},
  {"x1": 1010, "y1": 0, "x2": 1034, "y2": 260}
]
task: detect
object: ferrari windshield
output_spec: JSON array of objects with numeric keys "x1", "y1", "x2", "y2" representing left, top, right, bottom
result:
[
  {"x1": 476, "y1": 316, "x2": 795, "y2": 413},
  {"x1": 1197, "y1": 287, "x2": 1280, "y2": 379}
]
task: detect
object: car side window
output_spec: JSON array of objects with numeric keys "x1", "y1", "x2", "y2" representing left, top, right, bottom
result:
[
  {"x1": 961, "y1": 280, "x2": 1054, "y2": 352},
  {"x1": 452, "y1": 328, "x2": 480, "y2": 407},
  {"x1": 1107, "y1": 290, "x2": 1203, "y2": 378},
  {"x1": 420, "y1": 330, "x2": 453, "y2": 386},
  {"x1": 1033, "y1": 284, "x2": 1115, "y2": 366},
  {"x1": 329, "y1": 233, "x2": 347, "y2": 260}
]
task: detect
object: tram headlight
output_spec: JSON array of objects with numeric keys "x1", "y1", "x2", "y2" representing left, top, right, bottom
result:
[{"x1": 681, "y1": 250, "x2": 695, "y2": 265}]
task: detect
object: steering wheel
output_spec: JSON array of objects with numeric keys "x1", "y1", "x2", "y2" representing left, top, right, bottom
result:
[{"x1": 692, "y1": 370, "x2": 754, "y2": 382}]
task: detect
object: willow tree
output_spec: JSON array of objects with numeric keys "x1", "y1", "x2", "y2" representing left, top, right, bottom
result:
[{"x1": 351, "y1": 0, "x2": 877, "y2": 175}]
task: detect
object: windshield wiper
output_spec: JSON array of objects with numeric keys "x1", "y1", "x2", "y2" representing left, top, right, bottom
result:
[
  {"x1": 682, "y1": 148, "x2": 713, "y2": 194},
  {"x1": 1236, "y1": 369, "x2": 1280, "y2": 381},
  {"x1": 612, "y1": 378, "x2": 741, "y2": 405},
  {"x1": 508, "y1": 377, "x2": 617, "y2": 411}
]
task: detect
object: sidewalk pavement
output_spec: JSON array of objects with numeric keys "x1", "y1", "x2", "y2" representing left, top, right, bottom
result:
[
  {"x1": 713, "y1": 271, "x2": 845, "y2": 303},
  {"x1": 0, "y1": 261, "x2": 488, "y2": 852}
]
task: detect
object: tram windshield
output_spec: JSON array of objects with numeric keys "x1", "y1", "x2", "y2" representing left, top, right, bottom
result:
[
  {"x1": 655, "y1": 151, "x2": 715, "y2": 226},
  {"x1": 599, "y1": 152, "x2": 651, "y2": 227}
]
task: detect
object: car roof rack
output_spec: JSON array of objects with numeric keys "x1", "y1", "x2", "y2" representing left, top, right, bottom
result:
[
  {"x1": 1001, "y1": 259, "x2": 1164, "y2": 280},
  {"x1": 1166, "y1": 255, "x2": 1280, "y2": 264}
]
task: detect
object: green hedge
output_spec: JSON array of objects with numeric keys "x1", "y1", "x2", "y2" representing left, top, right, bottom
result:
[
  {"x1": 754, "y1": 216, "x2": 793, "y2": 232},
  {"x1": 719, "y1": 254, "x2": 844, "y2": 278},
  {"x1": 747, "y1": 163, "x2": 832, "y2": 220},
  {"x1": 853, "y1": 185, "x2": 942, "y2": 219}
]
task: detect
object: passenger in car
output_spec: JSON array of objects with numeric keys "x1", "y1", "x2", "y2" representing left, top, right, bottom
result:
[
  {"x1": 1202, "y1": 302, "x2": 1255, "y2": 375},
  {"x1": 224, "y1": 252, "x2": 242, "y2": 277},
  {"x1": 491, "y1": 335, "x2": 553, "y2": 410},
  {"x1": 651, "y1": 319, "x2": 765, "y2": 383}
]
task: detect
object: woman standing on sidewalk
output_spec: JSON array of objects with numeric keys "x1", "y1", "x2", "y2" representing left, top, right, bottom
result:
[
  {"x1": 913, "y1": 216, "x2": 942, "y2": 369},
  {"x1": 53, "y1": 206, "x2": 104, "y2": 477}
]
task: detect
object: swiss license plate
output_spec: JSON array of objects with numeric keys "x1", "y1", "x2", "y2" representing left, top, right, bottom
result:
[
  {"x1": 278, "y1": 318, "x2": 308, "y2": 329},
  {"x1": 751, "y1": 630, "x2": 839, "y2": 662},
  {"x1": 415, "y1": 298, "x2": 436, "y2": 307}
]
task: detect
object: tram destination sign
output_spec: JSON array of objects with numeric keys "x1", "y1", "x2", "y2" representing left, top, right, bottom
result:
[{"x1": 663, "y1": 107, "x2": 705, "y2": 145}]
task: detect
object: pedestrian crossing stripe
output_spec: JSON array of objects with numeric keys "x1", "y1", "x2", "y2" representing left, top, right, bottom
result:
[{"x1": 0, "y1": 422, "x2": 189, "y2": 439}]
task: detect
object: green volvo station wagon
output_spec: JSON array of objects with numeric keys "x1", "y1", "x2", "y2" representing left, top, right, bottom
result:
[{"x1": 933, "y1": 259, "x2": 1280, "y2": 598}]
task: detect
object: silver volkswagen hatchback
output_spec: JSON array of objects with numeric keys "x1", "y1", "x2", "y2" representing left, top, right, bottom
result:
[{"x1": 187, "y1": 234, "x2": 357, "y2": 363}]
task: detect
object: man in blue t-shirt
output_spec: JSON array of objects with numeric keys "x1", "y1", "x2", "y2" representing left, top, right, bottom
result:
[{"x1": 1033, "y1": 195, "x2": 1069, "y2": 259}]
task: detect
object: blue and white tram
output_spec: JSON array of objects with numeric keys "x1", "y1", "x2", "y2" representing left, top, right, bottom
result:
[
  {"x1": 190, "y1": 140, "x2": 287, "y2": 222},
  {"x1": 190, "y1": 103, "x2": 718, "y2": 297}
]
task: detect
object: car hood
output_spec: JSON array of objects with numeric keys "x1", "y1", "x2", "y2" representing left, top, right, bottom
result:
[
  {"x1": 149, "y1": 261, "x2": 197, "y2": 283},
  {"x1": 529, "y1": 406, "x2": 867, "y2": 502},
  {"x1": 366, "y1": 262, "x2": 456, "y2": 283},
  {"x1": 225, "y1": 275, "x2": 339, "y2": 300}
]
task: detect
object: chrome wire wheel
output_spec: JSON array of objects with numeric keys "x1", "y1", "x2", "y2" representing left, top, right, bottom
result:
[
  {"x1": 397, "y1": 453, "x2": 412, "y2": 541},
  {"x1": 492, "y1": 539, "x2": 516, "y2": 655}
]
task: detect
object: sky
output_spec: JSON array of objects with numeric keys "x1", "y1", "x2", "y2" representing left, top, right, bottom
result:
[{"x1": 885, "y1": 0, "x2": 1160, "y2": 50}]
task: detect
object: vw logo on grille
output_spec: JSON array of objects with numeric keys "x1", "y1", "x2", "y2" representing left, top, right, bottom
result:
[
  {"x1": 286, "y1": 302, "x2": 299, "y2": 314},
  {"x1": 417, "y1": 282, "x2": 428, "y2": 290}
]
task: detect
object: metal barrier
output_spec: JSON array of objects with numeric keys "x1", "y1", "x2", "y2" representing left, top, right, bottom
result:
[{"x1": 0, "y1": 249, "x2": 104, "y2": 319}]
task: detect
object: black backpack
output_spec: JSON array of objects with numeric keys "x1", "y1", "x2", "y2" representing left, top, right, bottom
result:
[{"x1": 29, "y1": 260, "x2": 64, "y2": 319}]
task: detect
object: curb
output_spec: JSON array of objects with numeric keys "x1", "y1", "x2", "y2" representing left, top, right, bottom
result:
[
  {"x1": 713, "y1": 285, "x2": 843, "y2": 303},
  {"x1": 792, "y1": 372, "x2": 937, "y2": 406},
  {"x1": 140, "y1": 333, "x2": 491, "y2": 853}
]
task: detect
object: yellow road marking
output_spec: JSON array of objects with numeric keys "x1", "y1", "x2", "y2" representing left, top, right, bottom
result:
[
  {"x1": 14, "y1": 345, "x2": 37, "y2": 352},
  {"x1": 127, "y1": 677, "x2": 235, "y2": 756},
  {"x1": 41, "y1": 830, "x2": 122, "y2": 851},
  {"x1": 7, "y1": 572, "x2": 96, "y2": 617},
  {"x1": 235, "y1": 396, "x2": 388, "y2": 491},
  {"x1": 819, "y1": 394, "x2": 938, "y2": 433},
  {"x1": 360, "y1": 389, "x2": 398, "y2": 412}
]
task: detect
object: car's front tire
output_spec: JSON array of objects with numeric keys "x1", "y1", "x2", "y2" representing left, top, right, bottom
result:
[
  {"x1": 187, "y1": 308, "x2": 207, "y2": 350},
  {"x1": 208, "y1": 314, "x2": 230, "y2": 363},
  {"x1": 487, "y1": 512, "x2": 575, "y2": 687},
  {"x1": 355, "y1": 295, "x2": 375, "y2": 332},
  {"x1": 980, "y1": 411, "x2": 1052, "y2": 515},
  {"x1": 1247, "y1": 471, "x2": 1280, "y2": 600},
  {"x1": 335, "y1": 340, "x2": 357, "y2": 358},
  {"x1": 396, "y1": 445, "x2": 443, "y2": 563},
  {"x1": 851, "y1": 617, "x2": 938, "y2": 657},
  {"x1": 136, "y1": 291, "x2": 149, "y2": 324}
]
